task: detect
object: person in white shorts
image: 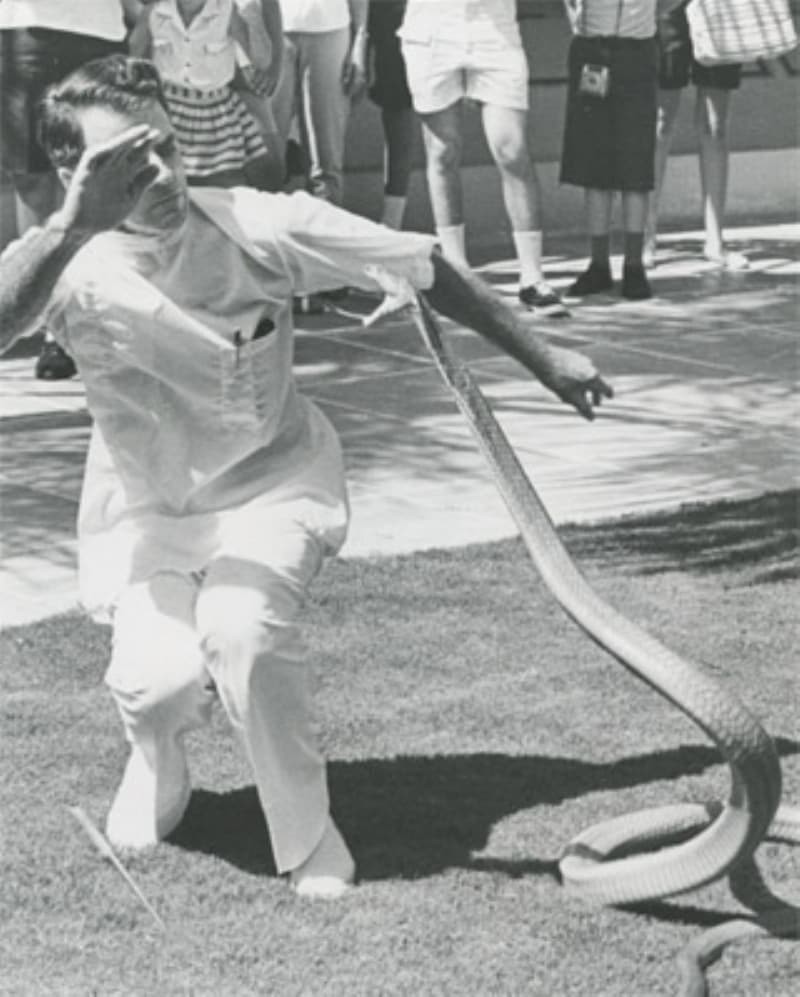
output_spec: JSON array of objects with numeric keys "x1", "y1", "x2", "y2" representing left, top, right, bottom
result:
[
  {"x1": 399, "y1": 0, "x2": 567, "y2": 316},
  {"x1": 0, "y1": 55, "x2": 611, "y2": 900}
]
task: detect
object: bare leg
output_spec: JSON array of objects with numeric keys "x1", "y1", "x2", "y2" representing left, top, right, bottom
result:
[
  {"x1": 586, "y1": 187, "x2": 614, "y2": 242},
  {"x1": 645, "y1": 88, "x2": 682, "y2": 264},
  {"x1": 480, "y1": 103, "x2": 541, "y2": 232},
  {"x1": 622, "y1": 190, "x2": 649, "y2": 240},
  {"x1": 419, "y1": 102, "x2": 468, "y2": 264},
  {"x1": 696, "y1": 87, "x2": 746, "y2": 267}
]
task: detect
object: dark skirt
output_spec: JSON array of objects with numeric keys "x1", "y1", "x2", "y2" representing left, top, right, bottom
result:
[{"x1": 560, "y1": 35, "x2": 658, "y2": 193}]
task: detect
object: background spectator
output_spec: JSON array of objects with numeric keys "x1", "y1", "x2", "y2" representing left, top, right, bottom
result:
[
  {"x1": 234, "y1": 0, "x2": 286, "y2": 191},
  {"x1": 272, "y1": 0, "x2": 368, "y2": 206},
  {"x1": 130, "y1": 0, "x2": 278, "y2": 189},
  {"x1": 367, "y1": 0, "x2": 414, "y2": 230},
  {"x1": 399, "y1": 0, "x2": 567, "y2": 316},
  {"x1": 560, "y1": 0, "x2": 677, "y2": 301},
  {"x1": 0, "y1": 0, "x2": 135, "y2": 378},
  {"x1": 645, "y1": 1, "x2": 748, "y2": 269}
]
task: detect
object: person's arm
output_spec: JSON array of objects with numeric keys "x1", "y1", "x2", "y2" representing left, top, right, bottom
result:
[
  {"x1": 257, "y1": 0, "x2": 284, "y2": 92},
  {"x1": 425, "y1": 253, "x2": 612, "y2": 420},
  {"x1": 342, "y1": 0, "x2": 368, "y2": 97},
  {"x1": 233, "y1": 1, "x2": 284, "y2": 96},
  {"x1": 121, "y1": 0, "x2": 146, "y2": 31},
  {"x1": 127, "y1": 3, "x2": 153, "y2": 58},
  {"x1": 0, "y1": 126, "x2": 158, "y2": 354}
]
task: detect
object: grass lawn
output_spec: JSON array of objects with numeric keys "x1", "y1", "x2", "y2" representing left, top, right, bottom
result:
[{"x1": 1, "y1": 491, "x2": 798, "y2": 997}]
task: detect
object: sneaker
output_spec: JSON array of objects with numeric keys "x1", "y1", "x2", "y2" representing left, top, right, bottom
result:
[
  {"x1": 35, "y1": 339, "x2": 77, "y2": 380},
  {"x1": 518, "y1": 281, "x2": 570, "y2": 317},
  {"x1": 621, "y1": 263, "x2": 652, "y2": 300},
  {"x1": 566, "y1": 263, "x2": 613, "y2": 298}
]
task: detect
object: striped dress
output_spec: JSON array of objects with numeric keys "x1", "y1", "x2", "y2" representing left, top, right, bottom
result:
[{"x1": 148, "y1": 0, "x2": 266, "y2": 181}]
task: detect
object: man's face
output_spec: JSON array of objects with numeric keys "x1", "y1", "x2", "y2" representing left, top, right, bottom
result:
[{"x1": 72, "y1": 100, "x2": 188, "y2": 233}]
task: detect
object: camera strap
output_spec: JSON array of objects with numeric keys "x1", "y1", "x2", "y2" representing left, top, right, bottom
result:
[{"x1": 579, "y1": 0, "x2": 626, "y2": 39}]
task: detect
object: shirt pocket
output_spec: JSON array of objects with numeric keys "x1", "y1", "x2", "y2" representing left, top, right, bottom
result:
[{"x1": 220, "y1": 319, "x2": 284, "y2": 435}]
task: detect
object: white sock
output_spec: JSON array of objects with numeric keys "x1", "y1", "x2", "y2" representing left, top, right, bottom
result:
[
  {"x1": 381, "y1": 194, "x2": 407, "y2": 230},
  {"x1": 512, "y1": 230, "x2": 545, "y2": 287},
  {"x1": 436, "y1": 223, "x2": 468, "y2": 267}
]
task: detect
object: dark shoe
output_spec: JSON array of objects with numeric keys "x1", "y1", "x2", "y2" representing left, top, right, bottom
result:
[
  {"x1": 35, "y1": 340, "x2": 77, "y2": 380},
  {"x1": 518, "y1": 281, "x2": 570, "y2": 317},
  {"x1": 566, "y1": 263, "x2": 613, "y2": 298},
  {"x1": 621, "y1": 264, "x2": 652, "y2": 300}
]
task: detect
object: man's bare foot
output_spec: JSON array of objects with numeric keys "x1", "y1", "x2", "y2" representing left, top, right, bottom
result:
[{"x1": 289, "y1": 818, "x2": 355, "y2": 899}]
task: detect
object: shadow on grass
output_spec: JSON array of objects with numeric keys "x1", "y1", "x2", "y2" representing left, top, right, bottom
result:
[
  {"x1": 562, "y1": 490, "x2": 799, "y2": 584},
  {"x1": 171, "y1": 736, "x2": 800, "y2": 888}
]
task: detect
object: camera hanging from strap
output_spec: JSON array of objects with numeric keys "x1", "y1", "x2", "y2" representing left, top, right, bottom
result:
[{"x1": 577, "y1": 0, "x2": 626, "y2": 99}]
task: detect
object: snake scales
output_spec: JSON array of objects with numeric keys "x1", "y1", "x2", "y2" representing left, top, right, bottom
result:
[{"x1": 410, "y1": 291, "x2": 799, "y2": 995}]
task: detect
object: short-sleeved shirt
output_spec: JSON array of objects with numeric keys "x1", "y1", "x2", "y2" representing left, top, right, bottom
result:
[{"x1": 44, "y1": 188, "x2": 437, "y2": 618}]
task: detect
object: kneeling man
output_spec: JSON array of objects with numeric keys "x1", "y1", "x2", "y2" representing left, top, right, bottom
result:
[{"x1": 0, "y1": 56, "x2": 611, "y2": 898}]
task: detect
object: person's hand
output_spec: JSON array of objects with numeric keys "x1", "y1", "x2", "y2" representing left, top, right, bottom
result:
[
  {"x1": 342, "y1": 31, "x2": 368, "y2": 98},
  {"x1": 240, "y1": 63, "x2": 272, "y2": 96},
  {"x1": 239, "y1": 15, "x2": 277, "y2": 96},
  {"x1": 56, "y1": 125, "x2": 159, "y2": 238},
  {"x1": 542, "y1": 344, "x2": 613, "y2": 421}
]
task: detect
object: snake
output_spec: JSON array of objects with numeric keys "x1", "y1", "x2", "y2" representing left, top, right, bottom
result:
[{"x1": 408, "y1": 291, "x2": 799, "y2": 996}]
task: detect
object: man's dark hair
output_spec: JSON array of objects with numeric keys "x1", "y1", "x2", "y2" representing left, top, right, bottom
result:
[{"x1": 39, "y1": 55, "x2": 168, "y2": 170}]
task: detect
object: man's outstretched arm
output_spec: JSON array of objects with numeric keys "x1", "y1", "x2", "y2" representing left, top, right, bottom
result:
[
  {"x1": 425, "y1": 252, "x2": 613, "y2": 420},
  {"x1": 0, "y1": 125, "x2": 157, "y2": 354}
]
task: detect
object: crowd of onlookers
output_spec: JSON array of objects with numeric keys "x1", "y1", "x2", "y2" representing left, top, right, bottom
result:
[{"x1": 0, "y1": 0, "x2": 749, "y2": 379}]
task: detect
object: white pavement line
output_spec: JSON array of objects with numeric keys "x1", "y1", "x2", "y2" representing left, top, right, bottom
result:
[{"x1": 67, "y1": 806, "x2": 166, "y2": 931}]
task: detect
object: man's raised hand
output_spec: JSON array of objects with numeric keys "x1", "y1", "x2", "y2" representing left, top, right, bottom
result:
[{"x1": 57, "y1": 125, "x2": 159, "y2": 237}]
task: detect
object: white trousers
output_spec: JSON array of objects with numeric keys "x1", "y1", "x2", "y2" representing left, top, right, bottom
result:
[
  {"x1": 105, "y1": 524, "x2": 329, "y2": 873},
  {"x1": 271, "y1": 27, "x2": 352, "y2": 205}
]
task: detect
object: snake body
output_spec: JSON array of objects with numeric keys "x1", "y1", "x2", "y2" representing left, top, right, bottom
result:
[{"x1": 410, "y1": 293, "x2": 798, "y2": 993}]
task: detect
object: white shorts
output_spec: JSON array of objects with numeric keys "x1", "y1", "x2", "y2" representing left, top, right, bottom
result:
[{"x1": 400, "y1": 31, "x2": 530, "y2": 115}]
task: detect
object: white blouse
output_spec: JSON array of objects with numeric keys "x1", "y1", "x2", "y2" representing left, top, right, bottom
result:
[{"x1": 148, "y1": 0, "x2": 237, "y2": 89}]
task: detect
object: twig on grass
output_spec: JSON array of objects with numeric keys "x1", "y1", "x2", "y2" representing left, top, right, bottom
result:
[{"x1": 67, "y1": 805, "x2": 166, "y2": 931}]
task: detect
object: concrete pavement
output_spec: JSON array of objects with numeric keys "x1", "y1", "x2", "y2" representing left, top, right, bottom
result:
[{"x1": 1, "y1": 221, "x2": 798, "y2": 627}]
